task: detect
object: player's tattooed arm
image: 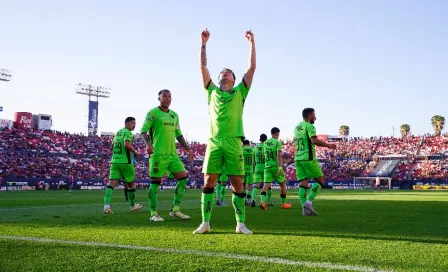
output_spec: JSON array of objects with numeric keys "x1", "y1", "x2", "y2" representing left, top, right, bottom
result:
[
  {"x1": 200, "y1": 28, "x2": 212, "y2": 88},
  {"x1": 176, "y1": 135, "x2": 190, "y2": 151},
  {"x1": 311, "y1": 137, "x2": 337, "y2": 150},
  {"x1": 243, "y1": 30, "x2": 256, "y2": 88},
  {"x1": 141, "y1": 132, "x2": 154, "y2": 155}
]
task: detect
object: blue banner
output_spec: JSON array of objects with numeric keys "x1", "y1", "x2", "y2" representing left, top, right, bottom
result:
[{"x1": 88, "y1": 101, "x2": 99, "y2": 136}]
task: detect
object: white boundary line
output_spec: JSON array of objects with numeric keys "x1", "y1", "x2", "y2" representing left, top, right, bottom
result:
[
  {"x1": 0, "y1": 235, "x2": 391, "y2": 272},
  {"x1": 0, "y1": 200, "x2": 183, "y2": 211}
]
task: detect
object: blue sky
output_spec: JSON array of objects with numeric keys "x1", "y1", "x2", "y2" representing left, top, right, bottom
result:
[{"x1": 1, "y1": 0, "x2": 447, "y2": 142}]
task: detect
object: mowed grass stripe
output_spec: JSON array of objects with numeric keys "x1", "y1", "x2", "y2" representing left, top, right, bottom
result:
[{"x1": 0, "y1": 235, "x2": 391, "y2": 272}]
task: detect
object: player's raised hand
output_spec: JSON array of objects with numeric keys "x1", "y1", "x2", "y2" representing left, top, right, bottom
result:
[
  {"x1": 328, "y1": 143, "x2": 337, "y2": 150},
  {"x1": 245, "y1": 30, "x2": 254, "y2": 43},
  {"x1": 201, "y1": 28, "x2": 210, "y2": 45}
]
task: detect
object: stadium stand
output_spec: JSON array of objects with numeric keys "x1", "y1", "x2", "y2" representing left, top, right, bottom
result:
[{"x1": 1, "y1": 127, "x2": 448, "y2": 182}]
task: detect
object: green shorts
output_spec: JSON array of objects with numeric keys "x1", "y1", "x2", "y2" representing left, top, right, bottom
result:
[
  {"x1": 254, "y1": 171, "x2": 264, "y2": 183},
  {"x1": 264, "y1": 167, "x2": 286, "y2": 183},
  {"x1": 219, "y1": 172, "x2": 228, "y2": 183},
  {"x1": 243, "y1": 173, "x2": 254, "y2": 184},
  {"x1": 149, "y1": 154, "x2": 185, "y2": 178},
  {"x1": 109, "y1": 164, "x2": 135, "y2": 182},
  {"x1": 295, "y1": 160, "x2": 323, "y2": 181},
  {"x1": 202, "y1": 137, "x2": 244, "y2": 176}
]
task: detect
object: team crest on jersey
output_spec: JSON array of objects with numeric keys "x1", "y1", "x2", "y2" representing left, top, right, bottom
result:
[
  {"x1": 151, "y1": 115, "x2": 155, "y2": 120},
  {"x1": 170, "y1": 114, "x2": 175, "y2": 119},
  {"x1": 229, "y1": 90, "x2": 235, "y2": 95}
]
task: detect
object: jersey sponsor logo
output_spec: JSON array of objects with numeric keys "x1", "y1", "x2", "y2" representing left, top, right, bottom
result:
[{"x1": 163, "y1": 122, "x2": 175, "y2": 127}]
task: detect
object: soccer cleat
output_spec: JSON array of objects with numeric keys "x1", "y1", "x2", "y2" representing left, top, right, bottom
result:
[
  {"x1": 303, "y1": 200, "x2": 318, "y2": 216},
  {"x1": 259, "y1": 202, "x2": 267, "y2": 210},
  {"x1": 251, "y1": 199, "x2": 256, "y2": 207},
  {"x1": 219, "y1": 202, "x2": 226, "y2": 207},
  {"x1": 130, "y1": 204, "x2": 143, "y2": 212},
  {"x1": 267, "y1": 202, "x2": 274, "y2": 207},
  {"x1": 216, "y1": 200, "x2": 221, "y2": 206},
  {"x1": 192, "y1": 222, "x2": 211, "y2": 234},
  {"x1": 104, "y1": 208, "x2": 113, "y2": 214},
  {"x1": 150, "y1": 214, "x2": 165, "y2": 222},
  {"x1": 302, "y1": 206, "x2": 314, "y2": 216},
  {"x1": 236, "y1": 223, "x2": 253, "y2": 234},
  {"x1": 169, "y1": 210, "x2": 190, "y2": 220},
  {"x1": 281, "y1": 203, "x2": 292, "y2": 209}
]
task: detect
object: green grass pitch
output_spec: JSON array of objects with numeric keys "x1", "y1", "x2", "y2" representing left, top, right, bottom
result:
[{"x1": 0, "y1": 189, "x2": 447, "y2": 272}]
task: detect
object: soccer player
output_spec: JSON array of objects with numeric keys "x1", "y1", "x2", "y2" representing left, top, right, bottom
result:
[
  {"x1": 250, "y1": 133, "x2": 267, "y2": 207},
  {"x1": 295, "y1": 108, "x2": 336, "y2": 216},
  {"x1": 242, "y1": 140, "x2": 255, "y2": 205},
  {"x1": 216, "y1": 167, "x2": 228, "y2": 206},
  {"x1": 193, "y1": 28, "x2": 256, "y2": 234},
  {"x1": 259, "y1": 127, "x2": 291, "y2": 210},
  {"x1": 104, "y1": 117, "x2": 143, "y2": 214},
  {"x1": 140, "y1": 89, "x2": 193, "y2": 222}
]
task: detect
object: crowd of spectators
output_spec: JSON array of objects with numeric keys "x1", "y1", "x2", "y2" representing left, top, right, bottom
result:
[{"x1": 1, "y1": 127, "x2": 448, "y2": 181}]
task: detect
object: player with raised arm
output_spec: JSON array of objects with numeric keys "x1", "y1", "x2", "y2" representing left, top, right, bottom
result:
[
  {"x1": 193, "y1": 28, "x2": 256, "y2": 234},
  {"x1": 104, "y1": 117, "x2": 143, "y2": 214},
  {"x1": 259, "y1": 127, "x2": 291, "y2": 210},
  {"x1": 250, "y1": 133, "x2": 267, "y2": 207},
  {"x1": 295, "y1": 108, "x2": 336, "y2": 216},
  {"x1": 140, "y1": 90, "x2": 194, "y2": 222},
  {"x1": 242, "y1": 140, "x2": 255, "y2": 205}
]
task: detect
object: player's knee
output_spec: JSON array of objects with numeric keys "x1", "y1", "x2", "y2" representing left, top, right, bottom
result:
[
  {"x1": 202, "y1": 187, "x2": 214, "y2": 194},
  {"x1": 150, "y1": 179, "x2": 162, "y2": 185}
]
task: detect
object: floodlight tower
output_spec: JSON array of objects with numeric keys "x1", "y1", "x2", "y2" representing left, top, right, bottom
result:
[
  {"x1": 0, "y1": 69, "x2": 12, "y2": 82},
  {"x1": 75, "y1": 83, "x2": 111, "y2": 136}
]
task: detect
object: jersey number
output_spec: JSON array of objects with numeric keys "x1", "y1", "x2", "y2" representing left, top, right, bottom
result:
[
  {"x1": 113, "y1": 142, "x2": 123, "y2": 154},
  {"x1": 244, "y1": 156, "x2": 253, "y2": 166},
  {"x1": 265, "y1": 151, "x2": 275, "y2": 161},
  {"x1": 256, "y1": 154, "x2": 265, "y2": 164},
  {"x1": 296, "y1": 138, "x2": 305, "y2": 152}
]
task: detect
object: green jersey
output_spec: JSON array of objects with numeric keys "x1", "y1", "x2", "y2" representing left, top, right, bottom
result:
[
  {"x1": 242, "y1": 145, "x2": 254, "y2": 173},
  {"x1": 263, "y1": 138, "x2": 282, "y2": 168},
  {"x1": 254, "y1": 143, "x2": 265, "y2": 173},
  {"x1": 205, "y1": 80, "x2": 250, "y2": 138},
  {"x1": 140, "y1": 107, "x2": 182, "y2": 156},
  {"x1": 110, "y1": 128, "x2": 133, "y2": 164},
  {"x1": 294, "y1": 121, "x2": 317, "y2": 161}
]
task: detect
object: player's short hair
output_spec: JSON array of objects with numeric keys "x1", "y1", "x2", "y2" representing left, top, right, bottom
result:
[
  {"x1": 302, "y1": 108, "x2": 315, "y2": 119},
  {"x1": 243, "y1": 139, "x2": 250, "y2": 145},
  {"x1": 259, "y1": 134, "x2": 267, "y2": 142},
  {"x1": 125, "y1": 117, "x2": 135, "y2": 124},
  {"x1": 158, "y1": 89, "x2": 170, "y2": 96},
  {"x1": 271, "y1": 127, "x2": 280, "y2": 135}
]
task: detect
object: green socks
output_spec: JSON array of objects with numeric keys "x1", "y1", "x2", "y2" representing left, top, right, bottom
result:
[
  {"x1": 267, "y1": 188, "x2": 272, "y2": 203},
  {"x1": 215, "y1": 184, "x2": 222, "y2": 200},
  {"x1": 127, "y1": 188, "x2": 136, "y2": 207},
  {"x1": 232, "y1": 192, "x2": 246, "y2": 224},
  {"x1": 261, "y1": 192, "x2": 267, "y2": 203},
  {"x1": 201, "y1": 189, "x2": 215, "y2": 223},
  {"x1": 172, "y1": 178, "x2": 188, "y2": 212},
  {"x1": 308, "y1": 182, "x2": 322, "y2": 201},
  {"x1": 299, "y1": 186, "x2": 307, "y2": 205},
  {"x1": 219, "y1": 184, "x2": 226, "y2": 203},
  {"x1": 251, "y1": 187, "x2": 258, "y2": 200},
  {"x1": 104, "y1": 186, "x2": 113, "y2": 205},
  {"x1": 148, "y1": 183, "x2": 160, "y2": 216},
  {"x1": 281, "y1": 194, "x2": 286, "y2": 205}
]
